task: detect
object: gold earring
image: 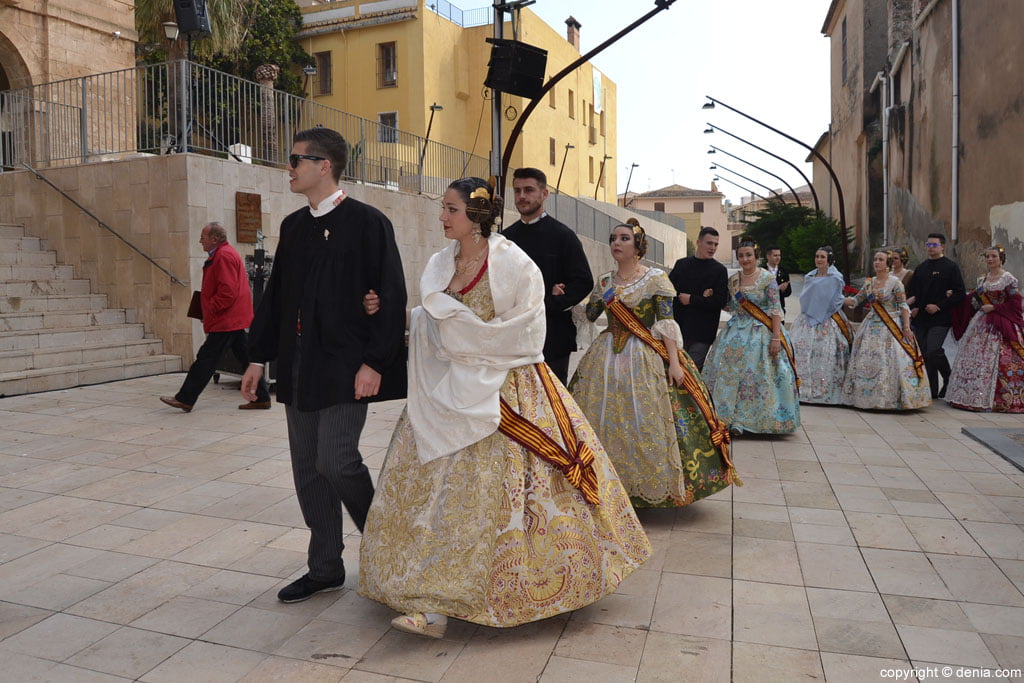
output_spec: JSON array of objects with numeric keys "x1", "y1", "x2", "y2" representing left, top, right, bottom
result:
[{"x1": 472, "y1": 227, "x2": 482, "y2": 244}]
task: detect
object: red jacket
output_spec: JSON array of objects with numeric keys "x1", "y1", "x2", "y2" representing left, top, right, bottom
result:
[{"x1": 201, "y1": 242, "x2": 254, "y2": 333}]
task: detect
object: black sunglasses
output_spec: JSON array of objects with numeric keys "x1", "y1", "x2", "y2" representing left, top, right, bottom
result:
[{"x1": 288, "y1": 154, "x2": 327, "y2": 167}]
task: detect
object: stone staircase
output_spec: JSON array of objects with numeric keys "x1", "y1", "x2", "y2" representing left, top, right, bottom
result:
[{"x1": 0, "y1": 223, "x2": 181, "y2": 397}]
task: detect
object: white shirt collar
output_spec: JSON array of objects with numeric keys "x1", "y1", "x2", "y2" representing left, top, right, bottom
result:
[
  {"x1": 309, "y1": 189, "x2": 346, "y2": 218},
  {"x1": 522, "y1": 211, "x2": 547, "y2": 225}
]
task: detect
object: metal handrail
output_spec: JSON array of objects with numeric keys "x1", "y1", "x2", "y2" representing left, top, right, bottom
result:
[{"x1": 20, "y1": 162, "x2": 187, "y2": 287}]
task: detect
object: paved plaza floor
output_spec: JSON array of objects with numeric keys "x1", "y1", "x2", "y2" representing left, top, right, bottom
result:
[{"x1": 0, "y1": 370, "x2": 1022, "y2": 682}]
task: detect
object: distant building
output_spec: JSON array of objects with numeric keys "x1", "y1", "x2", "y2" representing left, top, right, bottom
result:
[
  {"x1": 619, "y1": 183, "x2": 733, "y2": 263},
  {"x1": 296, "y1": 0, "x2": 617, "y2": 200}
]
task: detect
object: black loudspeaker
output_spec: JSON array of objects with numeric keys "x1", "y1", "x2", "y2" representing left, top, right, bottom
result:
[
  {"x1": 174, "y1": 0, "x2": 212, "y2": 37},
  {"x1": 484, "y1": 38, "x2": 548, "y2": 100}
]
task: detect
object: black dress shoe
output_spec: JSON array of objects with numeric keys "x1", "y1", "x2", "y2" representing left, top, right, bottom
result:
[
  {"x1": 238, "y1": 401, "x2": 272, "y2": 410},
  {"x1": 937, "y1": 384, "x2": 947, "y2": 399},
  {"x1": 160, "y1": 396, "x2": 193, "y2": 412},
  {"x1": 277, "y1": 573, "x2": 345, "y2": 603}
]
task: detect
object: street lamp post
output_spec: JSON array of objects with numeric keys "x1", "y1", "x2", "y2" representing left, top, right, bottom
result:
[
  {"x1": 714, "y1": 175, "x2": 765, "y2": 202},
  {"x1": 418, "y1": 102, "x2": 443, "y2": 193},
  {"x1": 594, "y1": 154, "x2": 612, "y2": 200},
  {"x1": 704, "y1": 123, "x2": 819, "y2": 213},
  {"x1": 622, "y1": 162, "x2": 639, "y2": 207},
  {"x1": 709, "y1": 147, "x2": 801, "y2": 207},
  {"x1": 710, "y1": 163, "x2": 784, "y2": 202},
  {"x1": 555, "y1": 143, "x2": 575, "y2": 194},
  {"x1": 704, "y1": 96, "x2": 849, "y2": 279}
]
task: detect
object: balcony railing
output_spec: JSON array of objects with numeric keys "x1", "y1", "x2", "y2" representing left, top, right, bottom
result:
[{"x1": 0, "y1": 60, "x2": 488, "y2": 195}]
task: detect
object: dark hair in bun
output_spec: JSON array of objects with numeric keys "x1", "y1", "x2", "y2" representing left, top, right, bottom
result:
[
  {"x1": 447, "y1": 177, "x2": 503, "y2": 237},
  {"x1": 609, "y1": 217, "x2": 648, "y2": 258}
]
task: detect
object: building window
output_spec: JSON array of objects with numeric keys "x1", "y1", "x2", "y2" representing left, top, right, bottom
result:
[
  {"x1": 548, "y1": 88, "x2": 556, "y2": 109},
  {"x1": 314, "y1": 51, "x2": 332, "y2": 95},
  {"x1": 377, "y1": 42, "x2": 397, "y2": 88},
  {"x1": 549, "y1": 138, "x2": 556, "y2": 166},
  {"x1": 588, "y1": 156, "x2": 594, "y2": 183},
  {"x1": 841, "y1": 18, "x2": 848, "y2": 85},
  {"x1": 568, "y1": 89, "x2": 575, "y2": 119},
  {"x1": 378, "y1": 112, "x2": 398, "y2": 142},
  {"x1": 693, "y1": 201, "x2": 704, "y2": 212},
  {"x1": 654, "y1": 201, "x2": 665, "y2": 212}
]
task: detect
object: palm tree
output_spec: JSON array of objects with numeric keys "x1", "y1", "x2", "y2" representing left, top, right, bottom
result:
[{"x1": 136, "y1": 0, "x2": 250, "y2": 60}]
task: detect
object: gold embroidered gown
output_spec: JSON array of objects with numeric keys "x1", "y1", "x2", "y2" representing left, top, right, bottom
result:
[{"x1": 358, "y1": 266, "x2": 651, "y2": 627}]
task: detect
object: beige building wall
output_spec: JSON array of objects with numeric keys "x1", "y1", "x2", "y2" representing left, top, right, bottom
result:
[
  {"x1": 0, "y1": 0, "x2": 136, "y2": 90},
  {"x1": 624, "y1": 186, "x2": 731, "y2": 263},
  {"x1": 299, "y1": 0, "x2": 616, "y2": 200}
]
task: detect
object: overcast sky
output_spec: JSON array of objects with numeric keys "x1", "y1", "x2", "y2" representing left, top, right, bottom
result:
[{"x1": 515, "y1": 0, "x2": 834, "y2": 204}]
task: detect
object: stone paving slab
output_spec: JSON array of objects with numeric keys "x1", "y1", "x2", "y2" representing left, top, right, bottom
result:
[{"x1": 0, "y1": 373, "x2": 1022, "y2": 682}]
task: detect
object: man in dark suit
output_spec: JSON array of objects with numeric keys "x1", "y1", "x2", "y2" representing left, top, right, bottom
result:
[
  {"x1": 502, "y1": 167, "x2": 593, "y2": 385},
  {"x1": 668, "y1": 226, "x2": 728, "y2": 371},
  {"x1": 242, "y1": 127, "x2": 407, "y2": 603},
  {"x1": 765, "y1": 245, "x2": 790, "y2": 316}
]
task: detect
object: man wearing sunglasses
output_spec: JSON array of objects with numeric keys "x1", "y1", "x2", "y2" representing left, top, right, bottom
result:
[
  {"x1": 243, "y1": 127, "x2": 407, "y2": 603},
  {"x1": 907, "y1": 232, "x2": 965, "y2": 399}
]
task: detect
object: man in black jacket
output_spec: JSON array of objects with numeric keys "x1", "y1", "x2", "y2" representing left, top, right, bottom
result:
[
  {"x1": 502, "y1": 167, "x2": 593, "y2": 384},
  {"x1": 765, "y1": 245, "x2": 791, "y2": 316},
  {"x1": 668, "y1": 227, "x2": 728, "y2": 371},
  {"x1": 242, "y1": 128, "x2": 407, "y2": 603},
  {"x1": 908, "y1": 232, "x2": 965, "y2": 398}
]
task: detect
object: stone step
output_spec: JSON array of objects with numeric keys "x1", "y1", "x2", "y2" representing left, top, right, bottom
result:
[
  {"x1": 0, "y1": 323, "x2": 148, "y2": 352},
  {"x1": 0, "y1": 355, "x2": 183, "y2": 397},
  {"x1": 0, "y1": 237, "x2": 42, "y2": 252},
  {"x1": 0, "y1": 293, "x2": 108, "y2": 314},
  {"x1": 0, "y1": 279, "x2": 93, "y2": 296},
  {"x1": 0, "y1": 225, "x2": 25, "y2": 238},
  {"x1": 0, "y1": 308, "x2": 128, "y2": 333},
  {"x1": 0, "y1": 264, "x2": 76, "y2": 281},
  {"x1": 0, "y1": 338, "x2": 167, "y2": 373},
  {"x1": 0, "y1": 250, "x2": 56, "y2": 266}
]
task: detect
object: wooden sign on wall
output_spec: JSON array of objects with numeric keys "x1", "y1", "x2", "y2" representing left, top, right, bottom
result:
[{"x1": 235, "y1": 192, "x2": 262, "y2": 244}]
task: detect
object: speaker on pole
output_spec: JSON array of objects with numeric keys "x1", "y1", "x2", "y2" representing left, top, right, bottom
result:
[
  {"x1": 174, "y1": 0, "x2": 212, "y2": 37},
  {"x1": 484, "y1": 39, "x2": 548, "y2": 100}
]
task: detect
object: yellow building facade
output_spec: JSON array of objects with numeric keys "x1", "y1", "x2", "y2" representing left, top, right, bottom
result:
[{"x1": 297, "y1": 0, "x2": 616, "y2": 199}]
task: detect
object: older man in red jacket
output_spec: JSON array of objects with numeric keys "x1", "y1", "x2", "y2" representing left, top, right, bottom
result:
[{"x1": 161, "y1": 222, "x2": 271, "y2": 412}]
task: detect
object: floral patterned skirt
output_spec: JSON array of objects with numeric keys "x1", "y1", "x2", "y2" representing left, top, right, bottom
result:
[
  {"x1": 791, "y1": 314, "x2": 850, "y2": 405},
  {"x1": 570, "y1": 333, "x2": 736, "y2": 507},
  {"x1": 358, "y1": 365, "x2": 651, "y2": 627},
  {"x1": 947, "y1": 316, "x2": 1024, "y2": 412},
  {"x1": 841, "y1": 316, "x2": 931, "y2": 410}
]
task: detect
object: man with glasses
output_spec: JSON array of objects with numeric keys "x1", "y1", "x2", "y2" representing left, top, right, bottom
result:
[
  {"x1": 907, "y1": 232, "x2": 965, "y2": 399},
  {"x1": 243, "y1": 127, "x2": 407, "y2": 603}
]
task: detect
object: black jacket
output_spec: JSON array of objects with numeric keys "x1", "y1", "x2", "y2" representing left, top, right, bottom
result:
[
  {"x1": 667, "y1": 256, "x2": 728, "y2": 344},
  {"x1": 771, "y1": 265, "x2": 791, "y2": 311},
  {"x1": 908, "y1": 255, "x2": 965, "y2": 328},
  {"x1": 249, "y1": 197, "x2": 407, "y2": 411},
  {"x1": 503, "y1": 214, "x2": 593, "y2": 358}
]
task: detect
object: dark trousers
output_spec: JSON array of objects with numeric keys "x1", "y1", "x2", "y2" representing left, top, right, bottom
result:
[
  {"x1": 546, "y1": 353, "x2": 571, "y2": 386},
  {"x1": 684, "y1": 340, "x2": 712, "y2": 373},
  {"x1": 283, "y1": 343, "x2": 374, "y2": 581},
  {"x1": 914, "y1": 324, "x2": 951, "y2": 397},
  {"x1": 176, "y1": 329, "x2": 269, "y2": 406}
]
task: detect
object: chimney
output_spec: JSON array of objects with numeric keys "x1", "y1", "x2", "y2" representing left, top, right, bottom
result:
[{"x1": 566, "y1": 16, "x2": 581, "y2": 51}]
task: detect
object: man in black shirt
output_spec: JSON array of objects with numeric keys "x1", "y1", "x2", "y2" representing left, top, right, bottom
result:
[
  {"x1": 765, "y1": 245, "x2": 791, "y2": 316},
  {"x1": 502, "y1": 167, "x2": 593, "y2": 384},
  {"x1": 908, "y1": 232, "x2": 965, "y2": 399},
  {"x1": 242, "y1": 128, "x2": 407, "y2": 603},
  {"x1": 668, "y1": 227, "x2": 728, "y2": 371}
]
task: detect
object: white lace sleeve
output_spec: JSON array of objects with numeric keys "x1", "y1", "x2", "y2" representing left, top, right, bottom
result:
[{"x1": 651, "y1": 318, "x2": 684, "y2": 346}]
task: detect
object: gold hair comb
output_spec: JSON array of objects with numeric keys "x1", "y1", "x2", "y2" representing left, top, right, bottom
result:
[{"x1": 470, "y1": 187, "x2": 491, "y2": 201}]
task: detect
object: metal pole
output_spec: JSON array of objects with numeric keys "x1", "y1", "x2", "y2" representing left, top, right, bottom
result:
[
  {"x1": 705, "y1": 123, "x2": 819, "y2": 213},
  {"x1": 623, "y1": 162, "x2": 638, "y2": 206},
  {"x1": 594, "y1": 155, "x2": 611, "y2": 200},
  {"x1": 491, "y1": 2, "x2": 505, "y2": 191},
  {"x1": 710, "y1": 146, "x2": 800, "y2": 206},
  {"x1": 705, "y1": 96, "x2": 849, "y2": 279},
  {"x1": 79, "y1": 77, "x2": 88, "y2": 163},
  {"x1": 710, "y1": 162, "x2": 783, "y2": 201},
  {"x1": 714, "y1": 175, "x2": 765, "y2": 202},
  {"x1": 555, "y1": 143, "x2": 573, "y2": 194}
]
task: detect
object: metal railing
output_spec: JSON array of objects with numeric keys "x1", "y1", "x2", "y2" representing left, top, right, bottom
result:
[
  {"x1": 545, "y1": 193, "x2": 666, "y2": 266},
  {"x1": 427, "y1": 0, "x2": 491, "y2": 28},
  {"x1": 0, "y1": 60, "x2": 489, "y2": 194}
]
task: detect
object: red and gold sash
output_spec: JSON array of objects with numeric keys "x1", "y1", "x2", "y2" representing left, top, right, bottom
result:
[
  {"x1": 737, "y1": 297, "x2": 800, "y2": 388},
  {"x1": 870, "y1": 298, "x2": 925, "y2": 378},
  {"x1": 831, "y1": 311, "x2": 852, "y2": 346},
  {"x1": 498, "y1": 362, "x2": 600, "y2": 505},
  {"x1": 979, "y1": 292, "x2": 1024, "y2": 361},
  {"x1": 605, "y1": 298, "x2": 734, "y2": 469}
]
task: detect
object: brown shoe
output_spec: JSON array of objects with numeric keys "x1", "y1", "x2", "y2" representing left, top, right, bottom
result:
[
  {"x1": 238, "y1": 400, "x2": 272, "y2": 410},
  {"x1": 160, "y1": 396, "x2": 192, "y2": 412}
]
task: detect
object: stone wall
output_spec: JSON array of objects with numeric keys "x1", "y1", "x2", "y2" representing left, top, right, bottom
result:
[{"x1": 0, "y1": 153, "x2": 675, "y2": 364}]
